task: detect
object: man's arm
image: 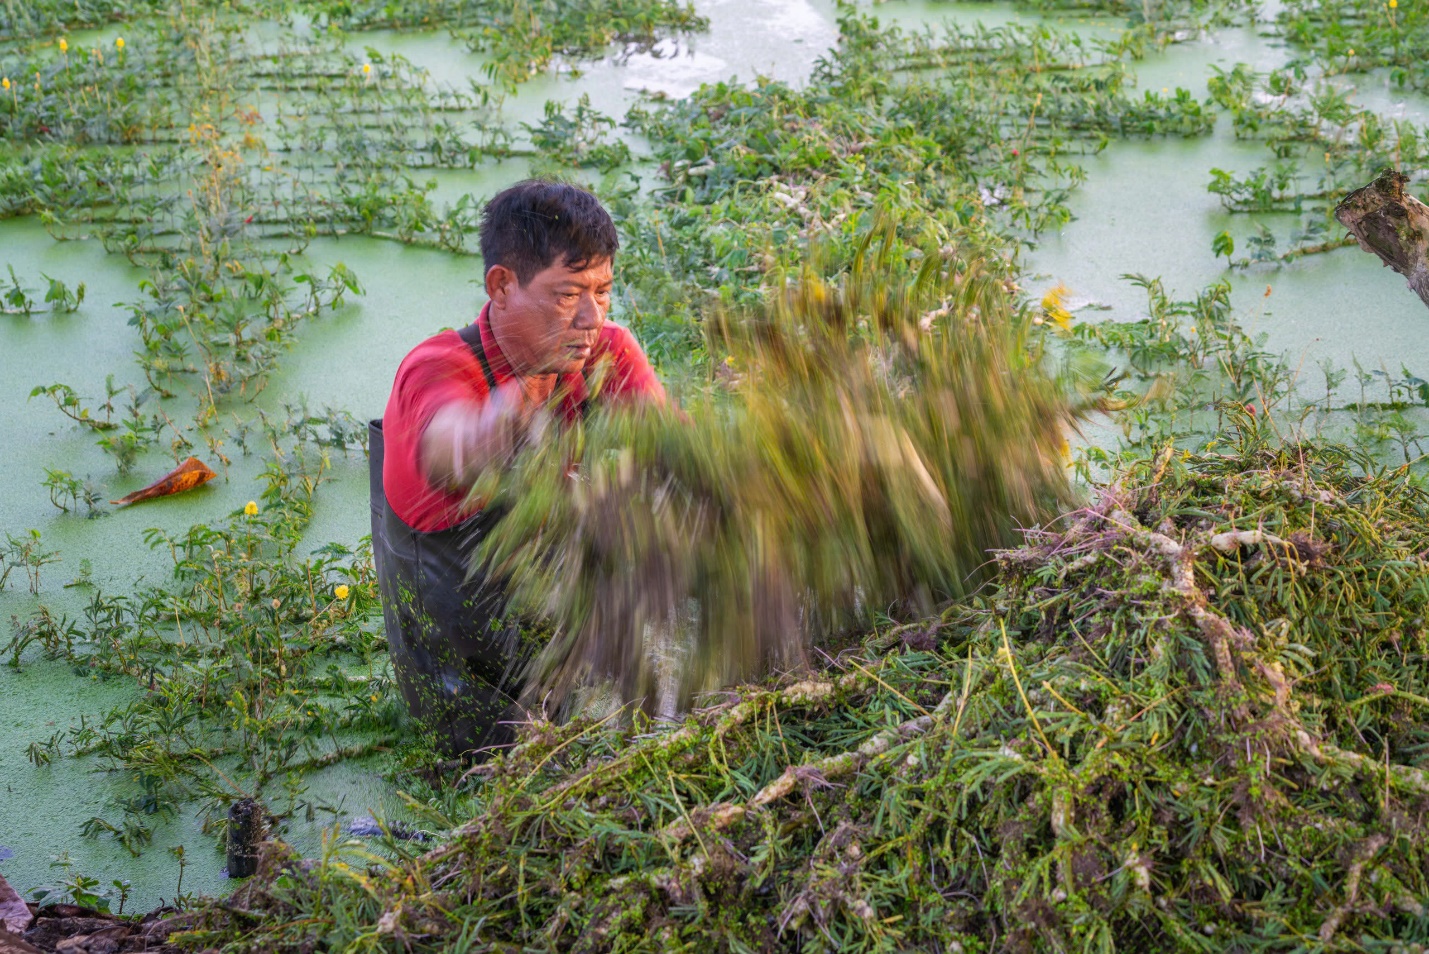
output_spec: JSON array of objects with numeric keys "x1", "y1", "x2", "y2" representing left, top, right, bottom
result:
[{"x1": 419, "y1": 381, "x2": 534, "y2": 492}]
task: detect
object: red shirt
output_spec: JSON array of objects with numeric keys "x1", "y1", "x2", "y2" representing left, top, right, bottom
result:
[{"x1": 382, "y1": 304, "x2": 666, "y2": 532}]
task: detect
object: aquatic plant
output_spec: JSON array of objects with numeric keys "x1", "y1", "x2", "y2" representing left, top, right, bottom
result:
[
  {"x1": 40, "y1": 467, "x2": 105, "y2": 516},
  {"x1": 2, "y1": 263, "x2": 34, "y2": 314},
  {"x1": 0, "y1": 0, "x2": 170, "y2": 44},
  {"x1": 616, "y1": 14, "x2": 1216, "y2": 366},
  {"x1": 296, "y1": 0, "x2": 707, "y2": 86},
  {"x1": 525, "y1": 94, "x2": 632, "y2": 171},
  {"x1": 1197, "y1": 58, "x2": 1429, "y2": 266},
  {"x1": 0, "y1": 529, "x2": 60, "y2": 595},
  {"x1": 483, "y1": 229, "x2": 1092, "y2": 715},
  {"x1": 978, "y1": 0, "x2": 1256, "y2": 37},
  {"x1": 1279, "y1": 0, "x2": 1429, "y2": 89},
  {"x1": 3, "y1": 435, "x2": 397, "y2": 856}
]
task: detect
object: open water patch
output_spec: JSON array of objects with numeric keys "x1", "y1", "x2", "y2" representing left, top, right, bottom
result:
[{"x1": 1026, "y1": 23, "x2": 1429, "y2": 393}]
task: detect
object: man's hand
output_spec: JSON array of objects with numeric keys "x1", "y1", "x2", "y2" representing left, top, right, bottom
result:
[{"x1": 419, "y1": 381, "x2": 545, "y2": 492}]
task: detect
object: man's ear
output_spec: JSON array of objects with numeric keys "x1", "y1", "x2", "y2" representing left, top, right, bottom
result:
[{"x1": 485, "y1": 264, "x2": 516, "y2": 306}]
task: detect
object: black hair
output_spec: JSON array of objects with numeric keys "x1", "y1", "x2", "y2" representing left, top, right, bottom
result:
[{"x1": 478, "y1": 179, "x2": 620, "y2": 285}]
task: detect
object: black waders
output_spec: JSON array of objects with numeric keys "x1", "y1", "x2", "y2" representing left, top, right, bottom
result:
[
  {"x1": 367, "y1": 323, "x2": 530, "y2": 757},
  {"x1": 368, "y1": 419, "x2": 525, "y2": 756}
]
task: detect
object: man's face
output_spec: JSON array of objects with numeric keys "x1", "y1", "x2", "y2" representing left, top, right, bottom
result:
[{"x1": 486, "y1": 256, "x2": 613, "y2": 375}]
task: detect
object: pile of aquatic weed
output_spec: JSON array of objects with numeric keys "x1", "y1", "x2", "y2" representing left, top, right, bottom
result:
[
  {"x1": 478, "y1": 230, "x2": 1091, "y2": 717},
  {"x1": 189, "y1": 433, "x2": 1428, "y2": 952}
]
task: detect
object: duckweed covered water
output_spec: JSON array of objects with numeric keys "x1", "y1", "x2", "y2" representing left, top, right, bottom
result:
[{"x1": 1025, "y1": 26, "x2": 1429, "y2": 380}]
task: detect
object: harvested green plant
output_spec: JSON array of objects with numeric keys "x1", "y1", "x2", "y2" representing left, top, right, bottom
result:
[{"x1": 480, "y1": 229, "x2": 1089, "y2": 716}]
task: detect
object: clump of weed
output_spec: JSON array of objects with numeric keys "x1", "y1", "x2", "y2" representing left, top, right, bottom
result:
[
  {"x1": 480, "y1": 228, "x2": 1091, "y2": 716},
  {"x1": 298, "y1": 0, "x2": 708, "y2": 86},
  {"x1": 617, "y1": 14, "x2": 1217, "y2": 367}
]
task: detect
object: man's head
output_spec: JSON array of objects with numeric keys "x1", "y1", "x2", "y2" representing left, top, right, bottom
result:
[{"x1": 479, "y1": 179, "x2": 619, "y2": 376}]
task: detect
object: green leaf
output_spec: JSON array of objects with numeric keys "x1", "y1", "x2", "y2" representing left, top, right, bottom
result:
[{"x1": 1211, "y1": 230, "x2": 1235, "y2": 261}]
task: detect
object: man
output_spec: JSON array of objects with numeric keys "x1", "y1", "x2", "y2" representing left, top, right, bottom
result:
[{"x1": 368, "y1": 180, "x2": 666, "y2": 756}]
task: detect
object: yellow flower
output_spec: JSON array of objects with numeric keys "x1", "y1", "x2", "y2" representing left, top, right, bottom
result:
[
  {"x1": 1347, "y1": 48, "x2": 1356, "y2": 55},
  {"x1": 1390, "y1": 0, "x2": 1398, "y2": 7},
  {"x1": 362, "y1": 62, "x2": 372, "y2": 76},
  {"x1": 115, "y1": 37, "x2": 125, "y2": 51},
  {"x1": 244, "y1": 500, "x2": 259, "y2": 515},
  {"x1": 334, "y1": 584, "x2": 350, "y2": 600},
  {"x1": 1, "y1": 78, "x2": 9, "y2": 90},
  {"x1": 1039, "y1": 283, "x2": 1073, "y2": 329},
  {"x1": 58, "y1": 38, "x2": 68, "y2": 53},
  {"x1": 370, "y1": 694, "x2": 379, "y2": 702}
]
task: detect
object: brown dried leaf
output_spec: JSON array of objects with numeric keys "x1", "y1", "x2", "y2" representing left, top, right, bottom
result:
[{"x1": 110, "y1": 456, "x2": 217, "y2": 507}]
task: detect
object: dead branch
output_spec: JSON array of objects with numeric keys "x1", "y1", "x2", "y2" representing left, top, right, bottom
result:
[{"x1": 1335, "y1": 168, "x2": 1429, "y2": 310}]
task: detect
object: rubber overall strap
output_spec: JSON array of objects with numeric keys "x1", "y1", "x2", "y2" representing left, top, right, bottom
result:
[{"x1": 456, "y1": 322, "x2": 498, "y2": 392}]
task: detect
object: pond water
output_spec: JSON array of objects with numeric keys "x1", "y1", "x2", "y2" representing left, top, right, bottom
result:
[
  {"x1": 1025, "y1": 24, "x2": 1429, "y2": 386},
  {"x1": 5, "y1": 0, "x2": 1429, "y2": 909}
]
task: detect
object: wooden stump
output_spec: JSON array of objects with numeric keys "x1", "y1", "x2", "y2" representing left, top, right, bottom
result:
[
  {"x1": 226, "y1": 799, "x2": 263, "y2": 879},
  {"x1": 1334, "y1": 168, "x2": 1429, "y2": 310}
]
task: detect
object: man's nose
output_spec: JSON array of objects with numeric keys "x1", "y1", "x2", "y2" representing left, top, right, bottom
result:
[{"x1": 572, "y1": 293, "x2": 602, "y2": 330}]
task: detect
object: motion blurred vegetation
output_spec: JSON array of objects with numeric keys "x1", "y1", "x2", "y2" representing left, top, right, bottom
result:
[{"x1": 485, "y1": 227, "x2": 1094, "y2": 716}]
